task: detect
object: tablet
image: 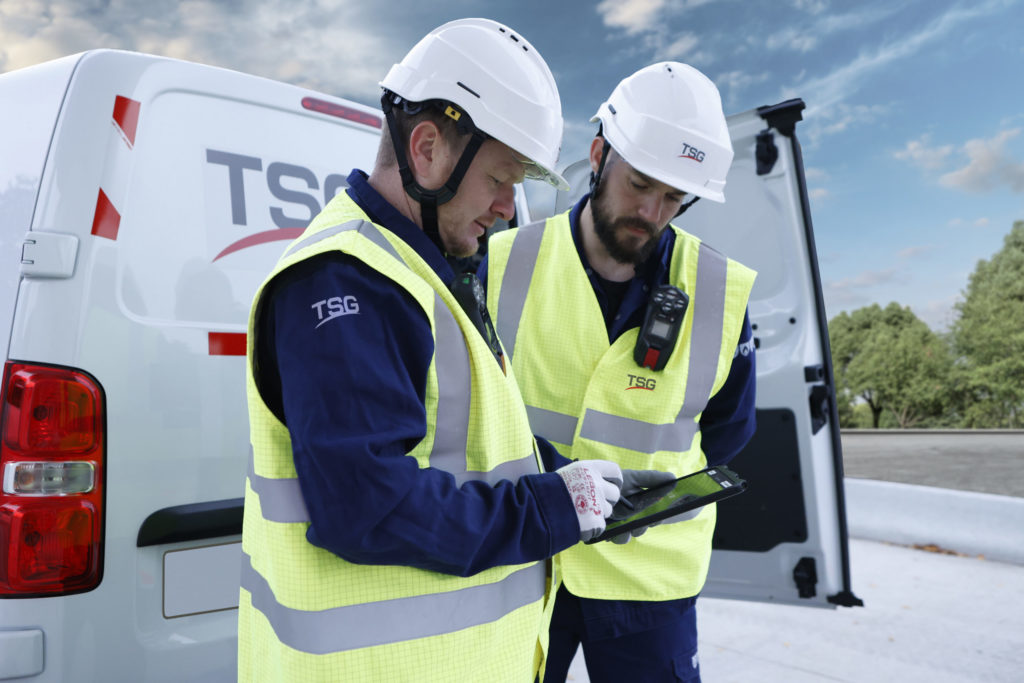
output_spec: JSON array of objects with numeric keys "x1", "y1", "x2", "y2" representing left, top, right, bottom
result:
[{"x1": 586, "y1": 465, "x2": 747, "y2": 544}]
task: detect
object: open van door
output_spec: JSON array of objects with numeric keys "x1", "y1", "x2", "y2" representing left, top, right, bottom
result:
[{"x1": 531, "y1": 99, "x2": 861, "y2": 609}]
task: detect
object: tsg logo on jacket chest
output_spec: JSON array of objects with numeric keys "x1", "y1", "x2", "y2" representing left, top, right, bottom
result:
[
  {"x1": 313, "y1": 296, "x2": 360, "y2": 328},
  {"x1": 626, "y1": 374, "x2": 657, "y2": 391}
]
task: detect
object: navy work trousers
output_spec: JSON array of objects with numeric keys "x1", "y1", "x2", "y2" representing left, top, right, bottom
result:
[{"x1": 542, "y1": 586, "x2": 701, "y2": 682}]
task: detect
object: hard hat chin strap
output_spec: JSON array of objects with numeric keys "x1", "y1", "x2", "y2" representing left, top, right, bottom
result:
[
  {"x1": 381, "y1": 91, "x2": 487, "y2": 255},
  {"x1": 675, "y1": 195, "x2": 700, "y2": 217},
  {"x1": 589, "y1": 130, "x2": 700, "y2": 218},
  {"x1": 588, "y1": 136, "x2": 612, "y2": 199}
]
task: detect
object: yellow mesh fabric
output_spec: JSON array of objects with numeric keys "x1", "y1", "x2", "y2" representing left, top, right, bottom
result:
[
  {"x1": 239, "y1": 193, "x2": 550, "y2": 681},
  {"x1": 488, "y1": 214, "x2": 755, "y2": 600}
]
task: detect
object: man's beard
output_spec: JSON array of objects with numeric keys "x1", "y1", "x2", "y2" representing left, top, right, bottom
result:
[{"x1": 591, "y1": 191, "x2": 661, "y2": 266}]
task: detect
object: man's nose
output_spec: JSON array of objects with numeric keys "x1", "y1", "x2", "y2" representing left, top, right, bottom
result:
[
  {"x1": 636, "y1": 194, "x2": 663, "y2": 223},
  {"x1": 492, "y1": 184, "x2": 515, "y2": 221}
]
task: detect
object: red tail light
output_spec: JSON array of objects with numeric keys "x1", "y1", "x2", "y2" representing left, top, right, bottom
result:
[{"x1": 1, "y1": 362, "x2": 105, "y2": 596}]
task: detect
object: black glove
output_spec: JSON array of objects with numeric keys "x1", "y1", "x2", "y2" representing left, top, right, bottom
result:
[{"x1": 608, "y1": 469, "x2": 676, "y2": 545}]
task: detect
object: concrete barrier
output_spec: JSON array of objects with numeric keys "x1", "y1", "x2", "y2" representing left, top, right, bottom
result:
[{"x1": 845, "y1": 477, "x2": 1024, "y2": 565}]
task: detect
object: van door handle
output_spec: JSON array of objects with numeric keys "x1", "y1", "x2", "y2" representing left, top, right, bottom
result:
[{"x1": 137, "y1": 498, "x2": 243, "y2": 547}]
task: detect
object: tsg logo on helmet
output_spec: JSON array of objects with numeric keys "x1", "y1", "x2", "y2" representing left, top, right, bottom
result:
[{"x1": 679, "y1": 143, "x2": 705, "y2": 163}]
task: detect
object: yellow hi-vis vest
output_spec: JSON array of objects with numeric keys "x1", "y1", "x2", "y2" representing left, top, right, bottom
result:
[
  {"x1": 239, "y1": 192, "x2": 554, "y2": 682},
  {"x1": 486, "y1": 213, "x2": 755, "y2": 601}
]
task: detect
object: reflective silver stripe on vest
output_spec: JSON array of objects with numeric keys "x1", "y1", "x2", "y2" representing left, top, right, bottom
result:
[
  {"x1": 241, "y1": 550, "x2": 545, "y2": 654},
  {"x1": 526, "y1": 405, "x2": 578, "y2": 445},
  {"x1": 429, "y1": 292, "x2": 473, "y2": 479},
  {"x1": 247, "y1": 446, "x2": 309, "y2": 523},
  {"x1": 421, "y1": 292, "x2": 540, "y2": 486},
  {"x1": 253, "y1": 223, "x2": 538, "y2": 524},
  {"x1": 495, "y1": 220, "x2": 545, "y2": 360},
  {"x1": 579, "y1": 243, "x2": 729, "y2": 454},
  {"x1": 677, "y1": 244, "x2": 728, "y2": 422},
  {"x1": 284, "y1": 218, "x2": 402, "y2": 261}
]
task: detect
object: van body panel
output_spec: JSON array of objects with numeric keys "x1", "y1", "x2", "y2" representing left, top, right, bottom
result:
[
  {"x1": 0, "y1": 55, "x2": 81, "y2": 362},
  {"x1": 1, "y1": 49, "x2": 381, "y2": 681}
]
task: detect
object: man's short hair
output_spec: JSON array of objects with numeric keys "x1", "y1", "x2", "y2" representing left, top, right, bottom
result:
[{"x1": 375, "y1": 101, "x2": 472, "y2": 169}]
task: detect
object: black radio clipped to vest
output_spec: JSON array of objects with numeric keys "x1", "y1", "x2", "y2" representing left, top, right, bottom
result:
[
  {"x1": 451, "y1": 272, "x2": 505, "y2": 372},
  {"x1": 634, "y1": 284, "x2": 688, "y2": 371}
]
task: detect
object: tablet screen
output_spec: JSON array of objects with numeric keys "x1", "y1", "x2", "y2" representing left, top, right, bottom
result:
[{"x1": 591, "y1": 466, "x2": 746, "y2": 543}]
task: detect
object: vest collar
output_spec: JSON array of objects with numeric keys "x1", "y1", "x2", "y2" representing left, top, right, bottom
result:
[
  {"x1": 346, "y1": 169, "x2": 455, "y2": 286},
  {"x1": 569, "y1": 193, "x2": 675, "y2": 287}
]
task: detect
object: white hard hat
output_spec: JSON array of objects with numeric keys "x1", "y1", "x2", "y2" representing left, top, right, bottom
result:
[
  {"x1": 381, "y1": 18, "x2": 569, "y2": 190},
  {"x1": 591, "y1": 62, "x2": 733, "y2": 202}
]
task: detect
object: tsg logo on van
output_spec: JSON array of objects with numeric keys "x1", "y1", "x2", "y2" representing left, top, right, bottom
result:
[
  {"x1": 205, "y1": 149, "x2": 347, "y2": 262},
  {"x1": 313, "y1": 296, "x2": 360, "y2": 328}
]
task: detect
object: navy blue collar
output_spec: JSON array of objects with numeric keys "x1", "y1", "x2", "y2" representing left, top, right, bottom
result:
[
  {"x1": 568, "y1": 193, "x2": 674, "y2": 287},
  {"x1": 345, "y1": 169, "x2": 455, "y2": 286}
]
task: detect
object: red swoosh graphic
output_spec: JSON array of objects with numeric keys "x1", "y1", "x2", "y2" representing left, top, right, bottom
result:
[
  {"x1": 213, "y1": 228, "x2": 305, "y2": 262},
  {"x1": 625, "y1": 386, "x2": 654, "y2": 391}
]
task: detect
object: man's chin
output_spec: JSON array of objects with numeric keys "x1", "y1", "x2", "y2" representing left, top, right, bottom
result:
[{"x1": 443, "y1": 242, "x2": 478, "y2": 259}]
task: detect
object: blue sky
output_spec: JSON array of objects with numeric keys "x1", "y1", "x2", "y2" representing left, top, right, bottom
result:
[{"x1": 2, "y1": 0, "x2": 1023, "y2": 330}]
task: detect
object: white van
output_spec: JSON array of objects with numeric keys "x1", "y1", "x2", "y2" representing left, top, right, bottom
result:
[{"x1": 0, "y1": 50, "x2": 859, "y2": 682}]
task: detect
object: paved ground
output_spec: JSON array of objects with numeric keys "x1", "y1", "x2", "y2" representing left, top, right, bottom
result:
[
  {"x1": 840, "y1": 430, "x2": 1024, "y2": 498},
  {"x1": 695, "y1": 538, "x2": 1024, "y2": 683},
  {"x1": 564, "y1": 431, "x2": 1024, "y2": 682}
]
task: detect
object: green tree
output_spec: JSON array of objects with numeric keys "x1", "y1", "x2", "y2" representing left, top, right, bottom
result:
[
  {"x1": 950, "y1": 221, "x2": 1024, "y2": 427},
  {"x1": 829, "y1": 303, "x2": 952, "y2": 428}
]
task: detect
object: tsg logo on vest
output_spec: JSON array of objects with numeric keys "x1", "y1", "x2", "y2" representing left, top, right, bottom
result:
[
  {"x1": 626, "y1": 374, "x2": 656, "y2": 391},
  {"x1": 313, "y1": 296, "x2": 360, "y2": 329}
]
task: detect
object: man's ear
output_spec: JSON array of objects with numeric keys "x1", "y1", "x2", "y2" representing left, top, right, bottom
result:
[
  {"x1": 589, "y1": 136, "x2": 607, "y2": 174},
  {"x1": 408, "y1": 120, "x2": 451, "y2": 190}
]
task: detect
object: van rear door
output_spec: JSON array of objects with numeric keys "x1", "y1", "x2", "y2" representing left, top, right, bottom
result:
[{"x1": 538, "y1": 99, "x2": 861, "y2": 609}]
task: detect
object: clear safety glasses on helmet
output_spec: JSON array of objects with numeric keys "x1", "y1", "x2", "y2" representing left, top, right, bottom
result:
[{"x1": 380, "y1": 17, "x2": 568, "y2": 191}]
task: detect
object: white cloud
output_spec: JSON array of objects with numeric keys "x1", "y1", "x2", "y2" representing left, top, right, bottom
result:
[
  {"x1": 764, "y1": 27, "x2": 818, "y2": 53},
  {"x1": 791, "y1": 0, "x2": 828, "y2": 14},
  {"x1": 894, "y1": 135, "x2": 954, "y2": 171},
  {"x1": 834, "y1": 268, "x2": 902, "y2": 288},
  {"x1": 974, "y1": 217, "x2": 991, "y2": 227},
  {"x1": 0, "y1": 0, "x2": 395, "y2": 102},
  {"x1": 715, "y1": 69, "x2": 770, "y2": 107},
  {"x1": 809, "y1": 187, "x2": 829, "y2": 200},
  {"x1": 785, "y1": 0, "x2": 1011, "y2": 140},
  {"x1": 897, "y1": 245, "x2": 935, "y2": 260},
  {"x1": 765, "y1": 6, "x2": 900, "y2": 54},
  {"x1": 662, "y1": 32, "x2": 700, "y2": 60},
  {"x1": 594, "y1": 0, "x2": 721, "y2": 61},
  {"x1": 939, "y1": 129, "x2": 1024, "y2": 194},
  {"x1": 803, "y1": 166, "x2": 829, "y2": 181},
  {"x1": 596, "y1": 0, "x2": 668, "y2": 35},
  {"x1": 809, "y1": 102, "x2": 888, "y2": 142},
  {"x1": 824, "y1": 268, "x2": 904, "y2": 309}
]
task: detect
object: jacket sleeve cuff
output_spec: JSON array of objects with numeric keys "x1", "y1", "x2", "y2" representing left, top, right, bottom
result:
[{"x1": 525, "y1": 472, "x2": 581, "y2": 553}]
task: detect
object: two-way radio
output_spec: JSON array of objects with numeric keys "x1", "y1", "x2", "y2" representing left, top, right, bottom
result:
[{"x1": 451, "y1": 272, "x2": 505, "y2": 372}]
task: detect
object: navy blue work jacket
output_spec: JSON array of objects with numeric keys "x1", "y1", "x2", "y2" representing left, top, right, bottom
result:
[{"x1": 254, "y1": 170, "x2": 579, "y2": 578}]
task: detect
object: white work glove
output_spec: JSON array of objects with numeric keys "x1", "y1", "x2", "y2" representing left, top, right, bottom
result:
[
  {"x1": 609, "y1": 469, "x2": 677, "y2": 545},
  {"x1": 556, "y1": 460, "x2": 623, "y2": 543}
]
